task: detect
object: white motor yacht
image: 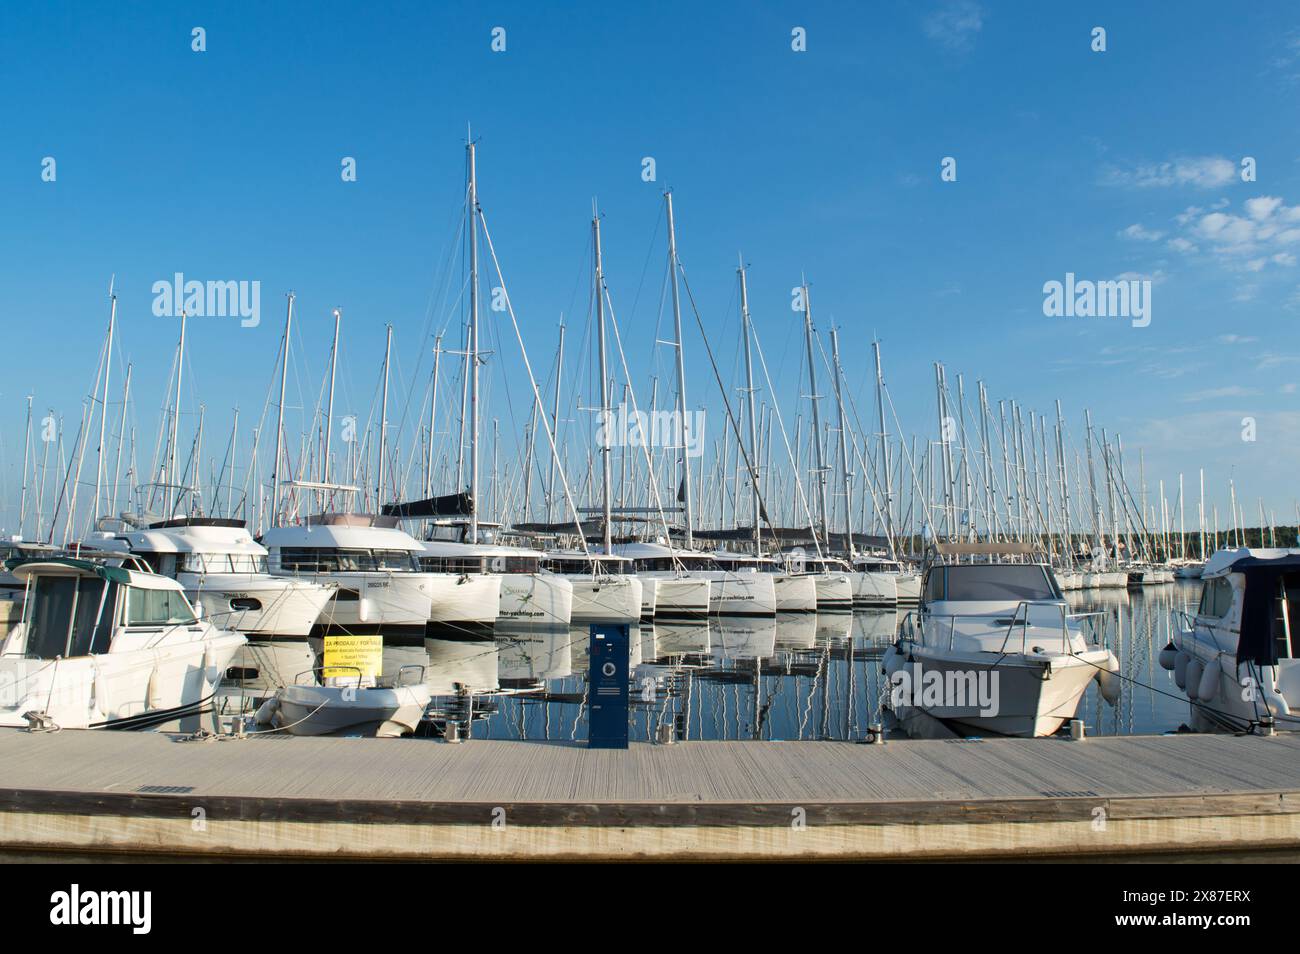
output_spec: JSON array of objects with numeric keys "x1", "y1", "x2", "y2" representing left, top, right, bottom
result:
[
  {"x1": 1162, "y1": 548, "x2": 1300, "y2": 733},
  {"x1": 883, "y1": 544, "x2": 1120, "y2": 738},
  {"x1": 0, "y1": 556, "x2": 245, "y2": 730},
  {"x1": 85, "y1": 517, "x2": 336, "y2": 690}
]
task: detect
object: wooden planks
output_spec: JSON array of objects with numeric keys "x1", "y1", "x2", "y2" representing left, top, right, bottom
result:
[{"x1": 1, "y1": 729, "x2": 1299, "y2": 858}]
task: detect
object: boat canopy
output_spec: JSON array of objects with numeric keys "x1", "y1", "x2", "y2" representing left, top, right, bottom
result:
[
  {"x1": 1203, "y1": 549, "x2": 1300, "y2": 667},
  {"x1": 5, "y1": 557, "x2": 187, "y2": 591}
]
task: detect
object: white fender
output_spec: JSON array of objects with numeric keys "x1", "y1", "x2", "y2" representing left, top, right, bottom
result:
[
  {"x1": 254, "y1": 696, "x2": 279, "y2": 725},
  {"x1": 1197, "y1": 655, "x2": 1222, "y2": 702},
  {"x1": 1096, "y1": 651, "x2": 1121, "y2": 705},
  {"x1": 145, "y1": 663, "x2": 163, "y2": 710},
  {"x1": 358, "y1": 591, "x2": 373, "y2": 623},
  {"x1": 1158, "y1": 642, "x2": 1177, "y2": 672},
  {"x1": 201, "y1": 644, "x2": 219, "y2": 688},
  {"x1": 1174, "y1": 650, "x2": 1188, "y2": 691},
  {"x1": 1186, "y1": 657, "x2": 1204, "y2": 700}
]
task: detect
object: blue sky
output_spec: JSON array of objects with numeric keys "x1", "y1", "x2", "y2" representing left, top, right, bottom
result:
[{"x1": 2, "y1": 1, "x2": 1300, "y2": 537}]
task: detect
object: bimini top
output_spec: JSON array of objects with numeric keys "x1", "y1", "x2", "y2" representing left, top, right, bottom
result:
[
  {"x1": 1202, "y1": 547, "x2": 1300, "y2": 579},
  {"x1": 4, "y1": 557, "x2": 187, "y2": 591}
]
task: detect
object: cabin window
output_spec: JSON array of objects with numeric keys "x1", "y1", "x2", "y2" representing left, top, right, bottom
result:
[
  {"x1": 126, "y1": 587, "x2": 196, "y2": 626},
  {"x1": 419, "y1": 556, "x2": 483, "y2": 574},
  {"x1": 1272, "y1": 573, "x2": 1300, "y2": 659},
  {"x1": 23, "y1": 576, "x2": 77, "y2": 658},
  {"x1": 276, "y1": 547, "x2": 416, "y2": 573},
  {"x1": 925, "y1": 564, "x2": 1058, "y2": 602},
  {"x1": 634, "y1": 558, "x2": 675, "y2": 572},
  {"x1": 23, "y1": 576, "x2": 115, "y2": 659},
  {"x1": 230, "y1": 597, "x2": 262, "y2": 612},
  {"x1": 229, "y1": 554, "x2": 267, "y2": 573},
  {"x1": 68, "y1": 579, "x2": 112, "y2": 656},
  {"x1": 1197, "y1": 578, "x2": 1234, "y2": 619}
]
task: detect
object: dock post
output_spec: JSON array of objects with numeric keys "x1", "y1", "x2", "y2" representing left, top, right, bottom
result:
[{"x1": 588, "y1": 624, "x2": 630, "y2": 749}]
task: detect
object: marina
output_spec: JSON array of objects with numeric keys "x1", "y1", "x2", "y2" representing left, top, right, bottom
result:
[{"x1": 2, "y1": 3, "x2": 1297, "y2": 883}]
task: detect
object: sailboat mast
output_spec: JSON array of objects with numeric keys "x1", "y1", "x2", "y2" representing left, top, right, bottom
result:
[
  {"x1": 468, "y1": 139, "x2": 481, "y2": 541},
  {"x1": 93, "y1": 286, "x2": 117, "y2": 524},
  {"x1": 664, "y1": 191, "x2": 693, "y2": 548},
  {"x1": 271, "y1": 295, "x2": 291, "y2": 524},
  {"x1": 324, "y1": 308, "x2": 340, "y2": 495},
  {"x1": 801, "y1": 282, "x2": 829, "y2": 540},
  {"x1": 873, "y1": 342, "x2": 894, "y2": 549},
  {"x1": 739, "y1": 261, "x2": 762, "y2": 557},
  {"x1": 830, "y1": 327, "x2": 854, "y2": 557},
  {"x1": 170, "y1": 310, "x2": 187, "y2": 516},
  {"x1": 18, "y1": 396, "x2": 32, "y2": 536},
  {"x1": 112, "y1": 365, "x2": 131, "y2": 518},
  {"x1": 593, "y1": 209, "x2": 613, "y2": 554},
  {"x1": 547, "y1": 320, "x2": 565, "y2": 523},
  {"x1": 425, "y1": 334, "x2": 442, "y2": 499},
  {"x1": 377, "y1": 324, "x2": 392, "y2": 509}
]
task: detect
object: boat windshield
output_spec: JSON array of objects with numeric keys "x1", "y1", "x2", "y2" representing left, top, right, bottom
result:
[
  {"x1": 925, "y1": 564, "x2": 1059, "y2": 602},
  {"x1": 23, "y1": 575, "x2": 117, "y2": 658}
]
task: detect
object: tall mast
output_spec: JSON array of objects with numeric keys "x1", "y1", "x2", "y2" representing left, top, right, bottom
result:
[
  {"x1": 93, "y1": 285, "x2": 117, "y2": 524},
  {"x1": 170, "y1": 310, "x2": 187, "y2": 516},
  {"x1": 270, "y1": 294, "x2": 292, "y2": 525},
  {"x1": 323, "y1": 308, "x2": 340, "y2": 495},
  {"x1": 830, "y1": 327, "x2": 854, "y2": 556},
  {"x1": 424, "y1": 334, "x2": 442, "y2": 499},
  {"x1": 739, "y1": 261, "x2": 762, "y2": 557},
  {"x1": 1054, "y1": 400, "x2": 1069, "y2": 559},
  {"x1": 18, "y1": 396, "x2": 32, "y2": 537},
  {"x1": 546, "y1": 320, "x2": 565, "y2": 523},
  {"x1": 1198, "y1": 468, "x2": 1206, "y2": 560},
  {"x1": 593, "y1": 208, "x2": 613, "y2": 554},
  {"x1": 873, "y1": 341, "x2": 894, "y2": 549},
  {"x1": 801, "y1": 281, "x2": 829, "y2": 541},
  {"x1": 468, "y1": 138, "x2": 481, "y2": 541},
  {"x1": 377, "y1": 324, "x2": 392, "y2": 510},
  {"x1": 664, "y1": 191, "x2": 693, "y2": 548},
  {"x1": 112, "y1": 365, "x2": 131, "y2": 518}
]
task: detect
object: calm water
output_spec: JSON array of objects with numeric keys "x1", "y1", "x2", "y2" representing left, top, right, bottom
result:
[{"x1": 351, "y1": 580, "x2": 1204, "y2": 741}]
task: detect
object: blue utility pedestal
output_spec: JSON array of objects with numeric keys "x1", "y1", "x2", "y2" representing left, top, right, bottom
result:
[{"x1": 588, "y1": 624, "x2": 630, "y2": 749}]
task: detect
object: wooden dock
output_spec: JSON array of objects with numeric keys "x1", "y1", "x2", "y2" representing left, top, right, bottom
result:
[{"x1": 1, "y1": 728, "x2": 1299, "y2": 860}]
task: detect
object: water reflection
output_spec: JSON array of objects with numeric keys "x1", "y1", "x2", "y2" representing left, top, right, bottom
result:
[{"x1": 218, "y1": 583, "x2": 1205, "y2": 740}]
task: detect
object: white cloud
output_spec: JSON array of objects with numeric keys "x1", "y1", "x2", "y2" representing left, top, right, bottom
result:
[
  {"x1": 1120, "y1": 223, "x2": 1165, "y2": 241},
  {"x1": 1104, "y1": 156, "x2": 1237, "y2": 189},
  {"x1": 1182, "y1": 385, "x2": 1258, "y2": 402},
  {"x1": 923, "y1": 1, "x2": 984, "y2": 52},
  {"x1": 1218, "y1": 334, "x2": 1259, "y2": 344},
  {"x1": 1156, "y1": 195, "x2": 1300, "y2": 271}
]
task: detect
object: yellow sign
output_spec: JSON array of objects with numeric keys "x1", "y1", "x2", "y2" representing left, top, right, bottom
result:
[{"x1": 322, "y1": 634, "x2": 383, "y2": 683}]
